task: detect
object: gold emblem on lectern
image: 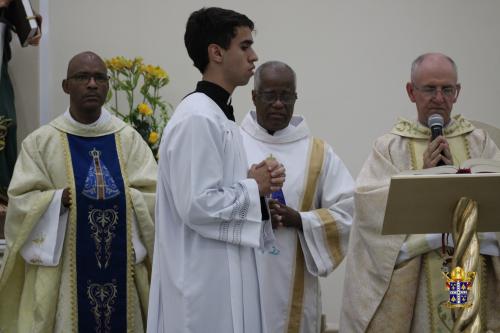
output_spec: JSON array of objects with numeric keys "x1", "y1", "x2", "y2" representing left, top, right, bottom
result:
[{"x1": 442, "y1": 266, "x2": 476, "y2": 308}]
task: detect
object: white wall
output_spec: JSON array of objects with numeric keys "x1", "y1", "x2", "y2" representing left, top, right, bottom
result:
[{"x1": 10, "y1": 0, "x2": 500, "y2": 328}]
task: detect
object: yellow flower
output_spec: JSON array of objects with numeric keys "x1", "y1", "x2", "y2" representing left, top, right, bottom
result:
[
  {"x1": 148, "y1": 131, "x2": 159, "y2": 144},
  {"x1": 123, "y1": 59, "x2": 133, "y2": 69},
  {"x1": 142, "y1": 64, "x2": 169, "y2": 81},
  {"x1": 106, "y1": 56, "x2": 130, "y2": 71},
  {"x1": 152, "y1": 66, "x2": 168, "y2": 79},
  {"x1": 138, "y1": 103, "x2": 153, "y2": 116},
  {"x1": 133, "y1": 57, "x2": 144, "y2": 66},
  {"x1": 142, "y1": 64, "x2": 154, "y2": 75}
]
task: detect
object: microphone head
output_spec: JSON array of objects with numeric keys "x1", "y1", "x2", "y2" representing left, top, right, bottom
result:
[{"x1": 427, "y1": 114, "x2": 444, "y2": 128}]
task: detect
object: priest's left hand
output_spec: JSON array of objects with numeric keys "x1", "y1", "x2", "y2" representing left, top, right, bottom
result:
[{"x1": 269, "y1": 199, "x2": 302, "y2": 231}]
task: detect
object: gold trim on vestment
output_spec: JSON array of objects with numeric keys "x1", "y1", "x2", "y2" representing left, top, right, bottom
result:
[
  {"x1": 391, "y1": 115, "x2": 474, "y2": 139},
  {"x1": 462, "y1": 135, "x2": 471, "y2": 161},
  {"x1": 287, "y1": 137, "x2": 325, "y2": 333},
  {"x1": 60, "y1": 131, "x2": 79, "y2": 332},
  {"x1": 479, "y1": 256, "x2": 487, "y2": 327},
  {"x1": 423, "y1": 253, "x2": 436, "y2": 332},
  {"x1": 114, "y1": 132, "x2": 136, "y2": 332},
  {"x1": 315, "y1": 208, "x2": 342, "y2": 264},
  {"x1": 88, "y1": 281, "x2": 118, "y2": 332},
  {"x1": 299, "y1": 138, "x2": 324, "y2": 212},
  {"x1": 287, "y1": 243, "x2": 306, "y2": 333},
  {"x1": 409, "y1": 140, "x2": 417, "y2": 170}
]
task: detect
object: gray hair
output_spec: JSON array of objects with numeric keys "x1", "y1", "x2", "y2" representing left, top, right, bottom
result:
[
  {"x1": 253, "y1": 61, "x2": 296, "y2": 90},
  {"x1": 410, "y1": 53, "x2": 458, "y2": 82}
]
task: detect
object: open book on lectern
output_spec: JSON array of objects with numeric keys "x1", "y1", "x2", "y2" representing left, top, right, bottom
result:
[
  {"x1": 397, "y1": 158, "x2": 500, "y2": 175},
  {"x1": 382, "y1": 158, "x2": 500, "y2": 235}
]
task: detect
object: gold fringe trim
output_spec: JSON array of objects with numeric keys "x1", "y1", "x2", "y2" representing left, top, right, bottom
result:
[
  {"x1": 60, "y1": 132, "x2": 79, "y2": 332},
  {"x1": 479, "y1": 255, "x2": 487, "y2": 328},
  {"x1": 423, "y1": 253, "x2": 436, "y2": 332},
  {"x1": 463, "y1": 135, "x2": 471, "y2": 160},
  {"x1": 114, "y1": 132, "x2": 136, "y2": 332},
  {"x1": 408, "y1": 140, "x2": 417, "y2": 170},
  {"x1": 315, "y1": 208, "x2": 342, "y2": 264},
  {"x1": 287, "y1": 238, "x2": 306, "y2": 333}
]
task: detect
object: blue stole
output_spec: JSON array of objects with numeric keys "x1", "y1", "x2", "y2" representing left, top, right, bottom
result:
[{"x1": 67, "y1": 133, "x2": 128, "y2": 333}]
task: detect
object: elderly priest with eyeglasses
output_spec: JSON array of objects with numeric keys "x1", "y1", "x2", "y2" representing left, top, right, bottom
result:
[
  {"x1": 340, "y1": 52, "x2": 500, "y2": 332},
  {"x1": 0, "y1": 51, "x2": 157, "y2": 332},
  {"x1": 240, "y1": 61, "x2": 355, "y2": 333}
]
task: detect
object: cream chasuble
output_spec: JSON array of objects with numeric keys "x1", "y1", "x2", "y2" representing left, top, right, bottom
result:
[
  {"x1": 340, "y1": 115, "x2": 500, "y2": 333},
  {"x1": 147, "y1": 94, "x2": 275, "y2": 333},
  {"x1": 0, "y1": 109, "x2": 157, "y2": 333},
  {"x1": 241, "y1": 111, "x2": 354, "y2": 333}
]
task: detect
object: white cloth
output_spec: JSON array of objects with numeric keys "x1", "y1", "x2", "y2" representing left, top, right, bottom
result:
[
  {"x1": 148, "y1": 93, "x2": 274, "y2": 333},
  {"x1": 19, "y1": 109, "x2": 147, "y2": 266},
  {"x1": 19, "y1": 189, "x2": 68, "y2": 265},
  {"x1": 241, "y1": 111, "x2": 354, "y2": 333},
  {"x1": 396, "y1": 232, "x2": 500, "y2": 264}
]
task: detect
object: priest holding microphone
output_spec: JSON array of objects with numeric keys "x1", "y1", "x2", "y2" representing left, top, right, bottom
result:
[{"x1": 340, "y1": 53, "x2": 500, "y2": 332}]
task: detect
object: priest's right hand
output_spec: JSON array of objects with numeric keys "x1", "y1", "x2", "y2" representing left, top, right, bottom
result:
[
  {"x1": 62, "y1": 188, "x2": 72, "y2": 208},
  {"x1": 248, "y1": 159, "x2": 285, "y2": 196},
  {"x1": 423, "y1": 135, "x2": 453, "y2": 168}
]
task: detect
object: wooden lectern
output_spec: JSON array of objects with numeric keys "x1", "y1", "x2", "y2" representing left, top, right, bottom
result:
[{"x1": 383, "y1": 172, "x2": 500, "y2": 333}]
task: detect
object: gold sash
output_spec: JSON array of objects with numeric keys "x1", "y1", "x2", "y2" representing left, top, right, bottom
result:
[{"x1": 287, "y1": 138, "x2": 324, "y2": 333}]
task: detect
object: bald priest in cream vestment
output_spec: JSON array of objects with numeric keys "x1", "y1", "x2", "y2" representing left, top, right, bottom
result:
[
  {"x1": 0, "y1": 52, "x2": 156, "y2": 333},
  {"x1": 0, "y1": 109, "x2": 157, "y2": 332},
  {"x1": 340, "y1": 53, "x2": 500, "y2": 332}
]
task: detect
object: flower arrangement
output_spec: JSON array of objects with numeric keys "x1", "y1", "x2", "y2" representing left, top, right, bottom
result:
[{"x1": 105, "y1": 56, "x2": 171, "y2": 157}]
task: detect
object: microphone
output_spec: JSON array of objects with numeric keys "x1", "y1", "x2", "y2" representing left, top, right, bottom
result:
[
  {"x1": 427, "y1": 114, "x2": 445, "y2": 166},
  {"x1": 427, "y1": 114, "x2": 444, "y2": 140}
]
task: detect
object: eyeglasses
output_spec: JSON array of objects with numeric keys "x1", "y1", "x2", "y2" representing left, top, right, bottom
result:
[
  {"x1": 413, "y1": 84, "x2": 459, "y2": 99},
  {"x1": 67, "y1": 73, "x2": 110, "y2": 85},
  {"x1": 256, "y1": 91, "x2": 297, "y2": 105}
]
